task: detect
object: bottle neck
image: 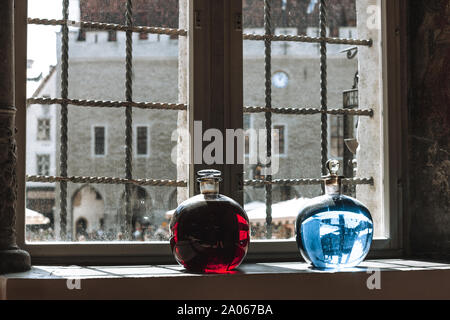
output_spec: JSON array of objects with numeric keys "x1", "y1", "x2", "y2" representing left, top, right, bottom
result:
[
  {"x1": 324, "y1": 176, "x2": 342, "y2": 196},
  {"x1": 199, "y1": 179, "x2": 220, "y2": 195}
]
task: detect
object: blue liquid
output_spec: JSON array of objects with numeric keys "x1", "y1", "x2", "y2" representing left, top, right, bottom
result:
[{"x1": 297, "y1": 195, "x2": 373, "y2": 269}]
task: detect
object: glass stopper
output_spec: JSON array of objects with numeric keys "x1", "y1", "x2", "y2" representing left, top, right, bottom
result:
[
  {"x1": 197, "y1": 169, "x2": 222, "y2": 181},
  {"x1": 197, "y1": 170, "x2": 221, "y2": 194},
  {"x1": 326, "y1": 159, "x2": 340, "y2": 176}
]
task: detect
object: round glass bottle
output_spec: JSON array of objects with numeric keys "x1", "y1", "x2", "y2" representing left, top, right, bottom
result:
[
  {"x1": 295, "y1": 160, "x2": 374, "y2": 269},
  {"x1": 169, "y1": 170, "x2": 250, "y2": 273}
]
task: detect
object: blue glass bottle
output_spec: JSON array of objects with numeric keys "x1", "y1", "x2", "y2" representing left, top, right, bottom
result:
[{"x1": 295, "y1": 160, "x2": 373, "y2": 269}]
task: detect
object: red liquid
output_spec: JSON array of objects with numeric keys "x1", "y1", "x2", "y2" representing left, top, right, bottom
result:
[{"x1": 169, "y1": 196, "x2": 250, "y2": 273}]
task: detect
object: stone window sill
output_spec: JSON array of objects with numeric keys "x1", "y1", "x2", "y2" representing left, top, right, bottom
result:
[{"x1": 1, "y1": 259, "x2": 450, "y2": 300}]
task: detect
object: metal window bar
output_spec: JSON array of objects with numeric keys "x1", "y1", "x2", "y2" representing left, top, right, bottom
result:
[
  {"x1": 27, "y1": 18, "x2": 187, "y2": 37},
  {"x1": 27, "y1": 98, "x2": 374, "y2": 116},
  {"x1": 59, "y1": 0, "x2": 69, "y2": 240},
  {"x1": 27, "y1": 97, "x2": 188, "y2": 111},
  {"x1": 264, "y1": 0, "x2": 273, "y2": 239},
  {"x1": 320, "y1": 0, "x2": 328, "y2": 175},
  {"x1": 242, "y1": 33, "x2": 372, "y2": 46},
  {"x1": 124, "y1": 0, "x2": 133, "y2": 238},
  {"x1": 26, "y1": 175, "x2": 187, "y2": 187}
]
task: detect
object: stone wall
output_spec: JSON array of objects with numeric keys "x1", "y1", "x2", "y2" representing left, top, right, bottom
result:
[{"x1": 408, "y1": 0, "x2": 450, "y2": 258}]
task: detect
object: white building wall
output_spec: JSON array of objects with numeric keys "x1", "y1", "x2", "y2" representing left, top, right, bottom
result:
[{"x1": 26, "y1": 69, "x2": 58, "y2": 188}]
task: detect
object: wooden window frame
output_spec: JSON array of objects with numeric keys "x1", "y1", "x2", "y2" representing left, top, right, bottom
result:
[{"x1": 14, "y1": 0, "x2": 408, "y2": 265}]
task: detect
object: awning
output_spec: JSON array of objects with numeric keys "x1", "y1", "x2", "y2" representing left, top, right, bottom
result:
[
  {"x1": 26, "y1": 208, "x2": 50, "y2": 225},
  {"x1": 245, "y1": 198, "x2": 308, "y2": 224},
  {"x1": 165, "y1": 198, "x2": 309, "y2": 225}
]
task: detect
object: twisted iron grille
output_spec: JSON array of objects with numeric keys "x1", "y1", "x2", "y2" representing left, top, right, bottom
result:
[
  {"x1": 26, "y1": 0, "x2": 374, "y2": 240},
  {"x1": 242, "y1": 0, "x2": 374, "y2": 238},
  {"x1": 26, "y1": 1, "x2": 188, "y2": 239}
]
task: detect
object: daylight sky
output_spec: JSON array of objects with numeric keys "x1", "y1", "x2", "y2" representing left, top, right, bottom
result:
[{"x1": 27, "y1": 0, "x2": 80, "y2": 96}]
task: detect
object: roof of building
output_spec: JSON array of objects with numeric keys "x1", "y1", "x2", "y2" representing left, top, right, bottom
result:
[
  {"x1": 80, "y1": 0, "x2": 356, "y2": 36},
  {"x1": 28, "y1": 65, "x2": 57, "y2": 102}
]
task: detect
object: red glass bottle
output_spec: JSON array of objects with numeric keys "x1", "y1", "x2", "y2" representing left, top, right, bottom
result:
[{"x1": 169, "y1": 170, "x2": 250, "y2": 273}]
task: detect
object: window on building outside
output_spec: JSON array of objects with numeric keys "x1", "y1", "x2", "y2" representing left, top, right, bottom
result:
[
  {"x1": 138, "y1": 32, "x2": 148, "y2": 40},
  {"x1": 273, "y1": 124, "x2": 286, "y2": 156},
  {"x1": 93, "y1": 126, "x2": 106, "y2": 156},
  {"x1": 108, "y1": 30, "x2": 117, "y2": 42},
  {"x1": 329, "y1": 115, "x2": 344, "y2": 159},
  {"x1": 36, "y1": 154, "x2": 50, "y2": 176},
  {"x1": 136, "y1": 126, "x2": 149, "y2": 156},
  {"x1": 244, "y1": 114, "x2": 251, "y2": 156},
  {"x1": 37, "y1": 118, "x2": 50, "y2": 141}
]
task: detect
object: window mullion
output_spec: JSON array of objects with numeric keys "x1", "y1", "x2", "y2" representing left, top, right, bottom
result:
[
  {"x1": 225, "y1": 0, "x2": 244, "y2": 205},
  {"x1": 190, "y1": 0, "x2": 243, "y2": 202}
]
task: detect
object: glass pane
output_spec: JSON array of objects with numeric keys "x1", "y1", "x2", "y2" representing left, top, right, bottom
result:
[
  {"x1": 25, "y1": 182, "x2": 56, "y2": 242},
  {"x1": 25, "y1": 182, "x2": 184, "y2": 242},
  {"x1": 243, "y1": 0, "x2": 382, "y2": 240},
  {"x1": 26, "y1": 0, "x2": 186, "y2": 242}
]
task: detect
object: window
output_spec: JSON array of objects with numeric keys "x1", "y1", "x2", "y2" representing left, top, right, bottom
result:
[
  {"x1": 241, "y1": 0, "x2": 401, "y2": 254},
  {"x1": 24, "y1": 0, "x2": 186, "y2": 248},
  {"x1": 37, "y1": 118, "x2": 50, "y2": 140},
  {"x1": 244, "y1": 114, "x2": 251, "y2": 156},
  {"x1": 17, "y1": 0, "x2": 404, "y2": 263},
  {"x1": 77, "y1": 29, "x2": 86, "y2": 41},
  {"x1": 136, "y1": 126, "x2": 149, "y2": 156},
  {"x1": 272, "y1": 124, "x2": 286, "y2": 156},
  {"x1": 36, "y1": 154, "x2": 50, "y2": 176},
  {"x1": 329, "y1": 115, "x2": 344, "y2": 159},
  {"x1": 138, "y1": 32, "x2": 148, "y2": 40},
  {"x1": 93, "y1": 126, "x2": 106, "y2": 156},
  {"x1": 107, "y1": 30, "x2": 117, "y2": 42}
]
